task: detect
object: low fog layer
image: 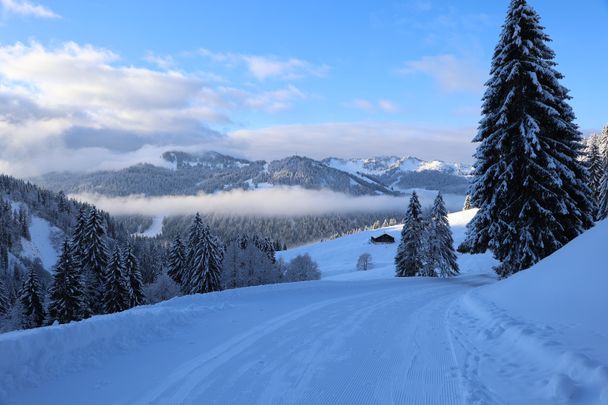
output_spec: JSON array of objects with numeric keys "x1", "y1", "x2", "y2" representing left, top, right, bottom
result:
[{"x1": 72, "y1": 187, "x2": 466, "y2": 218}]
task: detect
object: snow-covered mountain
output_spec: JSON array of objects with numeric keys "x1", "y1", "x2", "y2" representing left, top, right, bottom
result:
[
  {"x1": 323, "y1": 156, "x2": 472, "y2": 194},
  {"x1": 34, "y1": 151, "x2": 471, "y2": 197},
  {"x1": 323, "y1": 156, "x2": 473, "y2": 177},
  {"x1": 1, "y1": 211, "x2": 605, "y2": 404}
]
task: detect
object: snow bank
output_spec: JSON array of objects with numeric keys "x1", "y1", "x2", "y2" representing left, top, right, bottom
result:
[
  {"x1": 0, "y1": 295, "x2": 231, "y2": 401},
  {"x1": 451, "y1": 220, "x2": 608, "y2": 404}
]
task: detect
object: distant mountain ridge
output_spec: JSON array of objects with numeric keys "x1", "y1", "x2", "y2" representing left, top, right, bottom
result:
[
  {"x1": 34, "y1": 151, "x2": 471, "y2": 197},
  {"x1": 322, "y1": 156, "x2": 473, "y2": 177}
]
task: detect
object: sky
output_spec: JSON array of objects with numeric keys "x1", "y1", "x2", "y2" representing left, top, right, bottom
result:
[{"x1": 0, "y1": 0, "x2": 607, "y2": 176}]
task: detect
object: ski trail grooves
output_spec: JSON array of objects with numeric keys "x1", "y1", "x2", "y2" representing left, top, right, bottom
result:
[
  {"x1": 130, "y1": 281, "x2": 474, "y2": 405},
  {"x1": 130, "y1": 289, "x2": 388, "y2": 405}
]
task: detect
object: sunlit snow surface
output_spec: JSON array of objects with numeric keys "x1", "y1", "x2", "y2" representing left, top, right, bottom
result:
[{"x1": 1, "y1": 211, "x2": 606, "y2": 405}]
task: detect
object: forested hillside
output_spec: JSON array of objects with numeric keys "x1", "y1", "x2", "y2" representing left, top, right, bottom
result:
[{"x1": 34, "y1": 151, "x2": 469, "y2": 197}]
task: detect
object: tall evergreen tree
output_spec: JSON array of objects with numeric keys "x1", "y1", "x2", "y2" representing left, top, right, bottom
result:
[
  {"x1": 184, "y1": 213, "x2": 204, "y2": 276},
  {"x1": 183, "y1": 216, "x2": 223, "y2": 295},
  {"x1": 81, "y1": 208, "x2": 109, "y2": 314},
  {"x1": 395, "y1": 192, "x2": 425, "y2": 277},
  {"x1": 463, "y1": 194, "x2": 473, "y2": 210},
  {"x1": 48, "y1": 240, "x2": 87, "y2": 324},
  {"x1": 598, "y1": 125, "x2": 608, "y2": 220},
  {"x1": 586, "y1": 140, "x2": 603, "y2": 218},
  {"x1": 0, "y1": 275, "x2": 9, "y2": 316},
  {"x1": 70, "y1": 207, "x2": 89, "y2": 268},
  {"x1": 103, "y1": 246, "x2": 130, "y2": 314},
  {"x1": 167, "y1": 235, "x2": 186, "y2": 285},
  {"x1": 123, "y1": 244, "x2": 145, "y2": 307},
  {"x1": 19, "y1": 269, "x2": 45, "y2": 328},
  {"x1": 462, "y1": 0, "x2": 593, "y2": 277},
  {"x1": 18, "y1": 207, "x2": 30, "y2": 240},
  {"x1": 425, "y1": 193, "x2": 460, "y2": 278}
]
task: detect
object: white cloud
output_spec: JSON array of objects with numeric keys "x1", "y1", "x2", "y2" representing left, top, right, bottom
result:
[
  {"x1": 226, "y1": 122, "x2": 475, "y2": 163},
  {"x1": 73, "y1": 187, "x2": 467, "y2": 217},
  {"x1": 144, "y1": 52, "x2": 175, "y2": 69},
  {"x1": 198, "y1": 48, "x2": 329, "y2": 81},
  {"x1": 350, "y1": 99, "x2": 375, "y2": 112},
  {"x1": 0, "y1": 41, "x2": 309, "y2": 176},
  {"x1": 242, "y1": 56, "x2": 329, "y2": 81},
  {"x1": 0, "y1": 0, "x2": 59, "y2": 18},
  {"x1": 72, "y1": 187, "x2": 467, "y2": 218},
  {"x1": 379, "y1": 100, "x2": 399, "y2": 113},
  {"x1": 349, "y1": 99, "x2": 399, "y2": 113},
  {"x1": 398, "y1": 54, "x2": 485, "y2": 93}
]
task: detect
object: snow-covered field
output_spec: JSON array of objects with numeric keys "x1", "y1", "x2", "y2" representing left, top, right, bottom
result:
[{"x1": 1, "y1": 212, "x2": 606, "y2": 404}]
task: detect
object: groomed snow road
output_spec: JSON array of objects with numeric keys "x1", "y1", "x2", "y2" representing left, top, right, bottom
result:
[{"x1": 1, "y1": 274, "x2": 495, "y2": 405}]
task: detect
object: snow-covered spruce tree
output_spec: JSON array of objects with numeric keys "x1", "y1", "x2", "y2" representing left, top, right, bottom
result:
[
  {"x1": 586, "y1": 139, "x2": 603, "y2": 218},
  {"x1": 184, "y1": 213, "x2": 204, "y2": 274},
  {"x1": 81, "y1": 207, "x2": 109, "y2": 314},
  {"x1": 182, "y1": 216, "x2": 223, "y2": 295},
  {"x1": 395, "y1": 192, "x2": 425, "y2": 277},
  {"x1": 70, "y1": 207, "x2": 89, "y2": 268},
  {"x1": 425, "y1": 193, "x2": 459, "y2": 278},
  {"x1": 19, "y1": 269, "x2": 45, "y2": 328},
  {"x1": 123, "y1": 244, "x2": 145, "y2": 307},
  {"x1": 48, "y1": 240, "x2": 87, "y2": 324},
  {"x1": 463, "y1": 194, "x2": 473, "y2": 210},
  {"x1": 103, "y1": 246, "x2": 130, "y2": 314},
  {"x1": 0, "y1": 275, "x2": 9, "y2": 317},
  {"x1": 598, "y1": 125, "x2": 608, "y2": 220},
  {"x1": 417, "y1": 210, "x2": 436, "y2": 277},
  {"x1": 462, "y1": 0, "x2": 593, "y2": 277},
  {"x1": 167, "y1": 235, "x2": 186, "y2": 285},
  {"x1": 253, "y1": 236, "x2": 277, "y2": 264}
]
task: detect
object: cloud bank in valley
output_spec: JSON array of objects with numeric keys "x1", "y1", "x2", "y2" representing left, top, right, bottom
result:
[{"x1": 71, "y1": 187, "x2": 465, "y2": 218}]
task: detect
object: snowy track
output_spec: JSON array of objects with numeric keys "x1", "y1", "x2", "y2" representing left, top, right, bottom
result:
[{"x1": 1, "y1": 275, "x2": 493, "y2": 405}]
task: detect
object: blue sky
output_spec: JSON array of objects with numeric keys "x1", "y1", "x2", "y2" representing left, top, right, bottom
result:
[{"x1": 0, "y1": 0, "x2": 607, "y2": 175}]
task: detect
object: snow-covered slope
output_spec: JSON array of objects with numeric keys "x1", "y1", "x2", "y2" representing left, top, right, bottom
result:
[
  {"x1": 133, "y1": 215, "x2": 165, "y2": 238},
  {"x1": 0, "y1": 212, "x2": 605, "y2": 405},
  {"x1": 279, "y1": 209, "x2": 496, "y2": 280},
  {"x1": 449, "y1": 219, "x2": 608, "y2": 404},
  {"x1": 21, "y1": 216, "x2": 61, "y2": 271}
]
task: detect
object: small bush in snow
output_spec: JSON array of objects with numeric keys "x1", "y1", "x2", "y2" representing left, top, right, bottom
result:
[
  {"x1": 284, "y1": 254, "x2": 321, "y2": 282},
  {"x1": 144, "y1": 271, "x2": 181, "y2": 304},
  {"x1": 357, "y1": 253, "x2": 372, "y2": 271}
]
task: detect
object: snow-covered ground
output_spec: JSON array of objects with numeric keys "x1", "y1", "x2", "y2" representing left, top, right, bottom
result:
[
  {"x1": 133, "y1": 215, "x2": 165, "y2": 238},
  {"x1": 19, "y1": 216, "x2": 61, "y2": 271},
  {"x1": 279, "y1": 209, "x2": 494, "y2": 281},
  {"x1": 1, "y1": 212, "x2": 606, "y2": 404}
]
